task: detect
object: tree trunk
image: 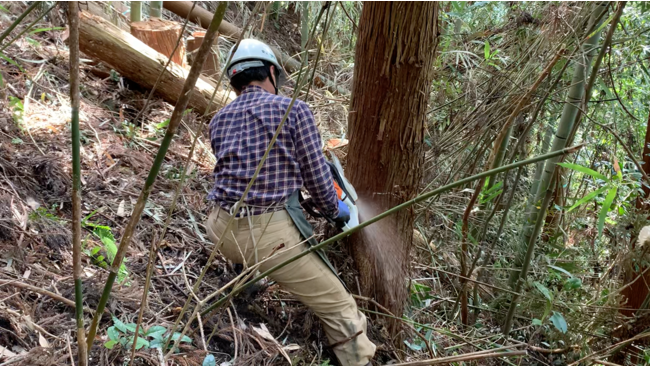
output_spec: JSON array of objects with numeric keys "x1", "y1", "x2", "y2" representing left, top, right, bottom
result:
[
  {"x1": 346, "y1": 2, "x2": 439, "y2": 333},
  {"x1": 131, "y1": 18, "x2": 186, "y2": 67},
  {"x1": 187, "y1": 31, "x2": 220, "y2": 80},
  {"x1": 78, "y1": 11, "x2": 231, "y2": 115}
]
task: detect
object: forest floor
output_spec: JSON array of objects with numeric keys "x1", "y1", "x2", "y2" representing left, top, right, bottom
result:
[{"x1": 0, "y1": 3, "x2": 408, "y2": 366}]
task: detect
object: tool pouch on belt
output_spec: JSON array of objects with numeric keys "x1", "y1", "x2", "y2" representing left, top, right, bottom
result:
[{"x1": 284, "y1": 190, "x2": 349, "y2": 291}]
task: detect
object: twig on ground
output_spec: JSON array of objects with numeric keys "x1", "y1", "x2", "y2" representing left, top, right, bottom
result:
[
  {"x1": 0, "y1": 280, "x2": 99, "y2": 314},
  {"x1": 385, "y1": 349, "x2": 527, "y2": 366},
  {"x1": 353, "y1": 294, "x2": 435, "y2": 358}
]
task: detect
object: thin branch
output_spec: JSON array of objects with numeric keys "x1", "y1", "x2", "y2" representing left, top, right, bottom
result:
[
  {"x1": 353, "y1": 294, "x2": 435, "y2": 358},
  {"x1": 0, "y1": 280, "x2": 99, "y2": 314},
  {"x1": 385, "y1": 350, "x2": 526, "y2": 366},
  {"x1": 67, "y1": 3, "x2": 87, "y2": 365}
]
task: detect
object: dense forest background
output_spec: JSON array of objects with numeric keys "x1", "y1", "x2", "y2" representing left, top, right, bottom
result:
[{"x1": 1, "y1": 1, "x2": 650, "y2": 365}]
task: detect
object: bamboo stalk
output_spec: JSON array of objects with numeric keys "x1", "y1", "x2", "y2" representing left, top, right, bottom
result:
[
  {"x1": 567, "y1": 1, "x2": 626, "y2": 145},
  {"x1": 0, "y1": 2, "x2": 39, "y2": 44},
  {"x1": 85, "y1": 1, "x2": 228, "y2": 349},
  {"x1": 458, "y1": 49, "x2": 564, "y2": 324},
  {"x1": 505, "y1": 3, "x2": 608, "y2": 334},
  {"x1": 0, "y1": 3, "x2": 57, "y2": 53},
  {"x1": 201, "y1": 145, "x2": 584, "y2": 316},
  {"x1": 131, "y1": 1, "x2": 142, "y2": 23},
  {"x1": 68, "y1": 3, "x2": 87, "y2": 365},
  {"x1": 503, "y1": 183, "x2": 554, "y2": 335},
  {"x1": 150, "y1": 1, "x2": 162, "y2": 18}
]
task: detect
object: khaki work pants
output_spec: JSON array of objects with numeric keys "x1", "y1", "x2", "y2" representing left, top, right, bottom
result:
[{"x1": 206, "y1": 207, "x2": 376, "y2": 366}]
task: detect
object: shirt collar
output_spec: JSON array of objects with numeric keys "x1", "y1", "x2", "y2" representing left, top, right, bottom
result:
[{"x1": 241, "y1": 85, "x2": 268, "y2": 95}]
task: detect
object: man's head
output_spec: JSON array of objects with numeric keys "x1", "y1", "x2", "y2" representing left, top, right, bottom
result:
[{"x1": 226, "y1": 39, "x2": 284, "y2": 95}]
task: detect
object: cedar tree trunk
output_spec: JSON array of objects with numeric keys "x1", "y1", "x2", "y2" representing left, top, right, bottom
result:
[{"x1": 346, "y1": 2, "x2": 439, "y2": 332}]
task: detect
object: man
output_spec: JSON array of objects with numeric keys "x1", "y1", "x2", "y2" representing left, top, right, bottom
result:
[{"x1": 205, "y1": 39, "x2": 376, "y2": 366}]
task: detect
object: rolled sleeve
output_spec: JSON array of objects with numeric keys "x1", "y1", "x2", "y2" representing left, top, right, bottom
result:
[{"x1": 293, "y1": 102, "x2": 339, "y2": 217}]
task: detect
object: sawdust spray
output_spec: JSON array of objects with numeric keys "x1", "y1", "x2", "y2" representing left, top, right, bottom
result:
[{"x1": 354, "y1": 196, "x2": 405, "y2": 310}]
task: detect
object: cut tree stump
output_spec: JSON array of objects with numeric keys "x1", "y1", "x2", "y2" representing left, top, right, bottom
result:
[
  {"x1": 78, "y1": 11, "x2": 233, "y2": 115},
  {"x1": 187, "y1": 31, "x2": 220, "y2": 80},
  {"x1": 131, "y1": 18, "x2": 186, "y2": 67}
]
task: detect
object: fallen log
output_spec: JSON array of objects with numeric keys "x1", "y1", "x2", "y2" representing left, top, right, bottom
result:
[{"x1": 78, "y1": 11, "x2": 233, "y2": 115}]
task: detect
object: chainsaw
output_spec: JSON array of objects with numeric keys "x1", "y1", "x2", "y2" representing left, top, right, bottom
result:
[{"x1": 299, "y1": 152, "x2": 359, "y2": 231}]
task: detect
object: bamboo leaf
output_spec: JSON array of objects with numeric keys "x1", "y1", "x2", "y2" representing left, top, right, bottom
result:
[
  {"x1": 557, "y1": 162, "x2": 608, "y2": 181},
  {"x1": 112, "y1": 316, "x2": 128, "y2": 333},
  {"x1": 28, "y1": 26, "x2": 65, "y2": 34},
  {"x1": 597, "y1": 186, "x2": 617, "y2": 237},
  {"x1": 533, "y1": 281, "x2": 552, "y2": 301},
  {"x1": 0, "y1": 52, "x2": 26, "y2": 73},
  {"x1": 549, "y1": 311, "x2": 567, "y2": 333},
  {"x1": 548, "y1": 265, "x2": 573, "y2": 277},
  {"x1": 484, "y1": 40, "x2": 490, "y2": 60},
  {"x1": 586, "y1": 12, "x2": 616, "y2": 40},
  {"x1": 484, "y1": 180, "x2": 503, "y2": 195},
  {"x1": 566, "y1": 186, "x2": 608, "y2": 212},
  {"x1": 202, "y1": 355, "x2": 216, "y2": 366}
]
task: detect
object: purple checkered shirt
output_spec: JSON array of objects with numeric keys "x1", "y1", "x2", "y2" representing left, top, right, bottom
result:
[{"x1": 208, "y1": 85, "x2": 338, "y2": 217}]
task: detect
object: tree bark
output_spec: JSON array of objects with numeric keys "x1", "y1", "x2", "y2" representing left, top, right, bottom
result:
[
  {"x1": 78, "y1": 11, "x2": 232, "y2": 115},
  {"x1": 346, "y1": 2, "x2": 439, "y2": 333},
  {"x1": 131, "y1": 18, "x2": 186, "y2": 67}
]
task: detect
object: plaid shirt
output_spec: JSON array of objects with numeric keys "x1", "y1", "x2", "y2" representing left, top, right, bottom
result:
[{"x1": 208, "y1": 85, "x2": 338, "y2": 217}]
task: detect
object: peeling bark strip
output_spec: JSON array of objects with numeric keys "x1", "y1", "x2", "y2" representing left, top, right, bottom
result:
[
  {"x1": 346, "y1": 2, "x2": 439, "y2": 333},
  {"x1": 77, "y1": 11, "x2": 232, "y2": 115}
]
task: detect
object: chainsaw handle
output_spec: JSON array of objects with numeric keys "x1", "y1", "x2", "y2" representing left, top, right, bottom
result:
[{"x1": 299, "y1": 193, "x2": 337, "y2": 226}]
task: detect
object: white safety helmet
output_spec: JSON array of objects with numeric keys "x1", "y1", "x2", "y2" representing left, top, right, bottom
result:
[{"x1": 225, "y1": 39, "x2": 283, "y2": 80}]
